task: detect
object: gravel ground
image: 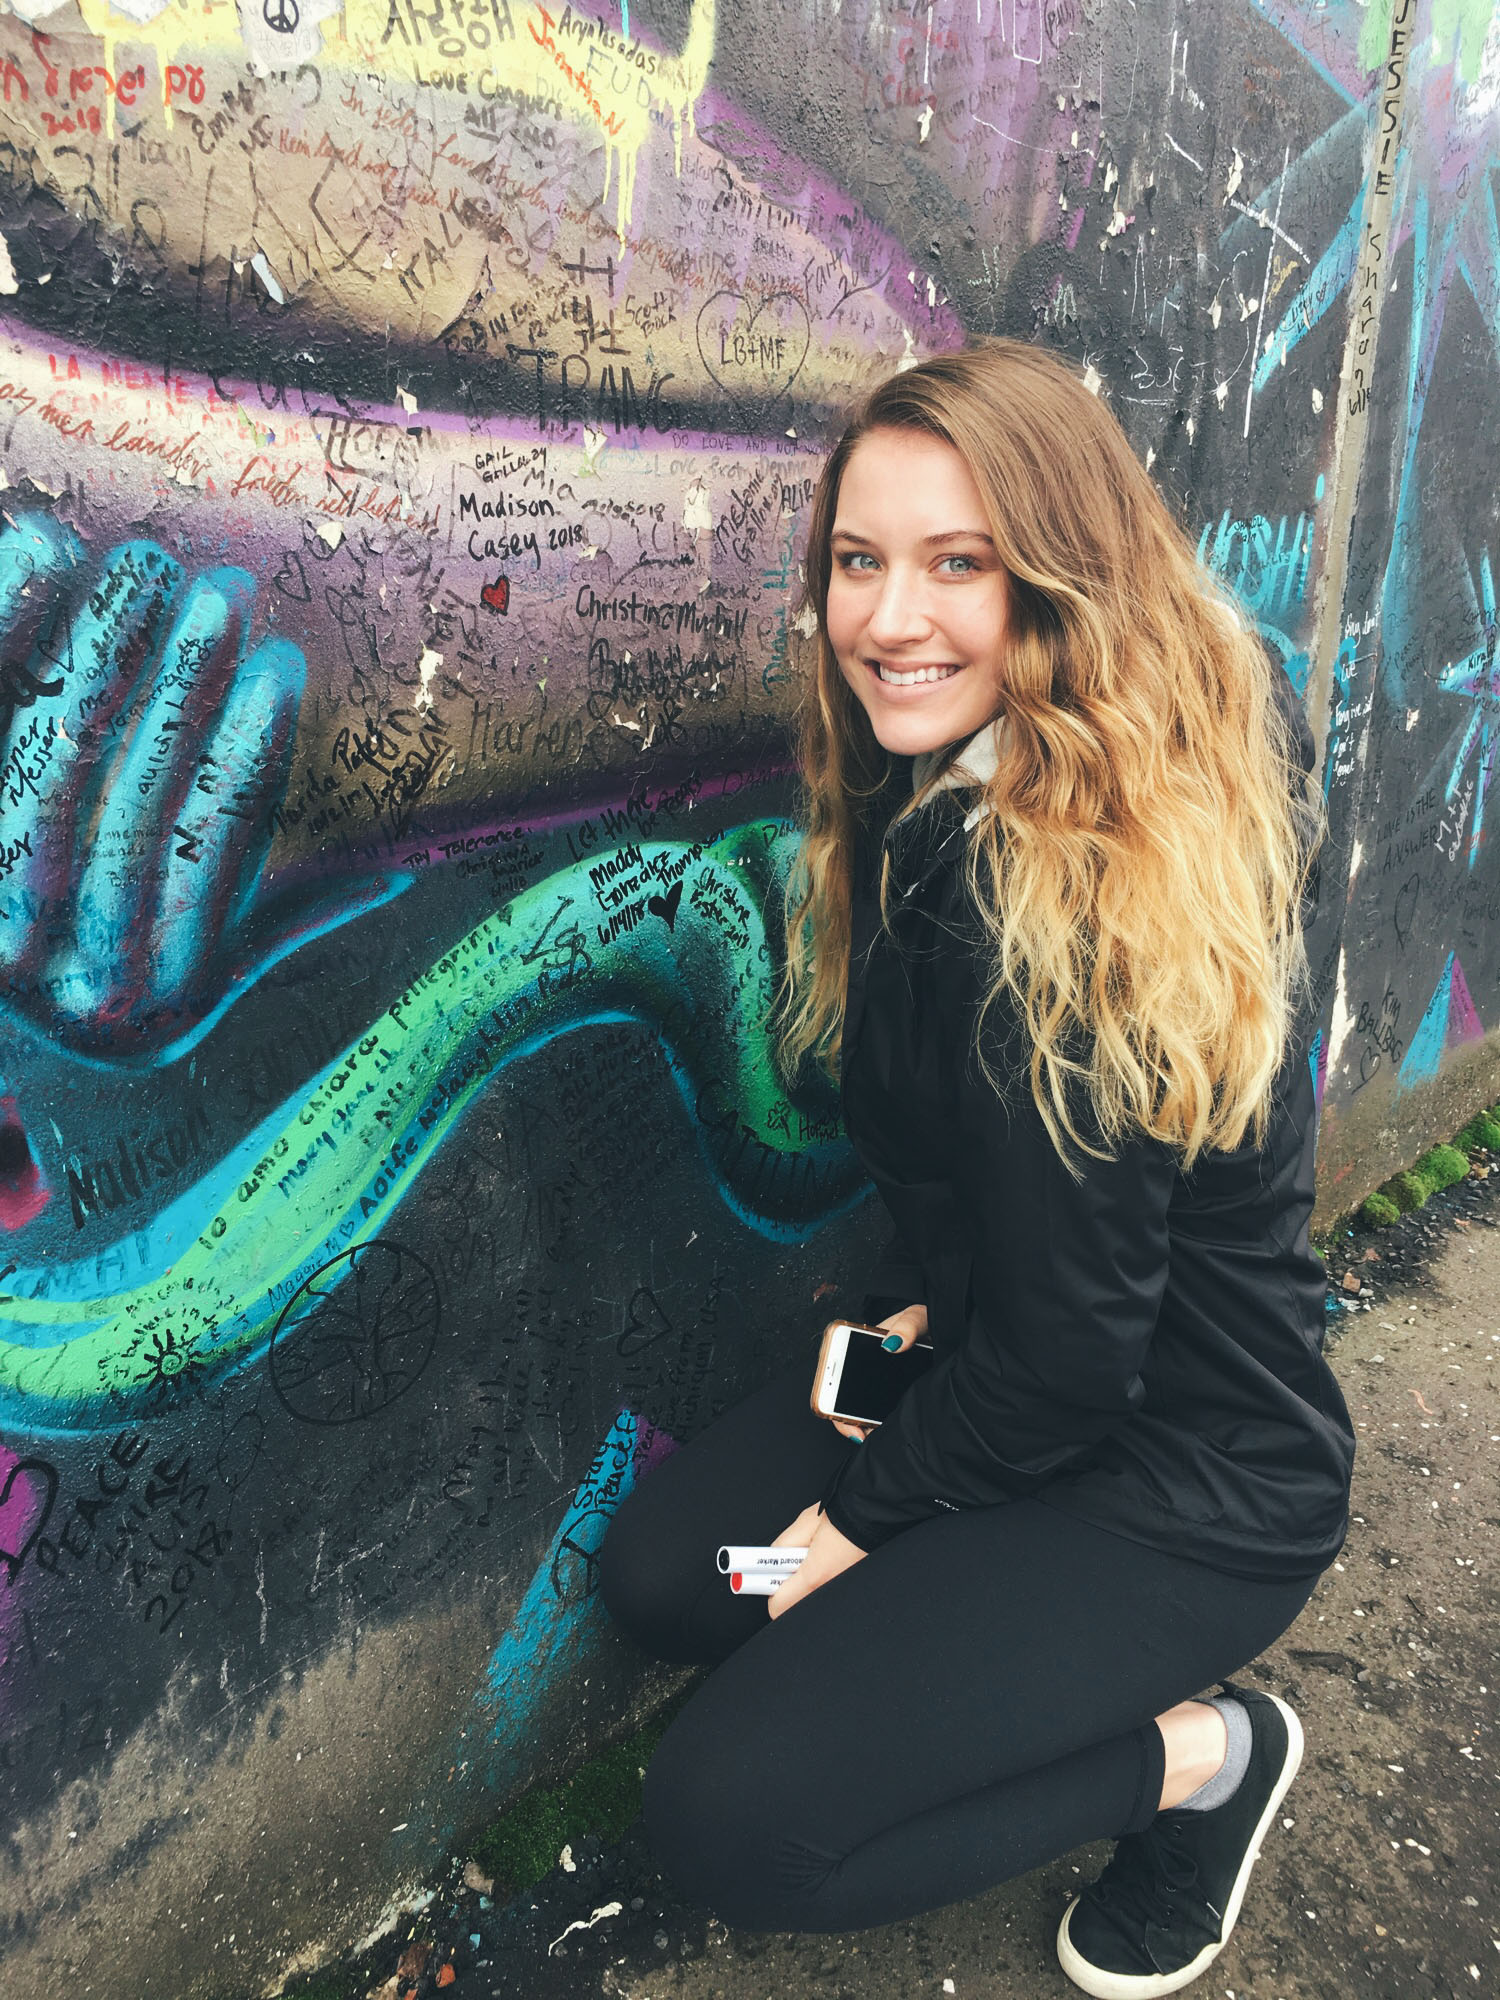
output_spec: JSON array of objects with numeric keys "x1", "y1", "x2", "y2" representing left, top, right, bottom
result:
[{"x1": 334, "y1": 1160, "x2": 1500, "y2": 2000}]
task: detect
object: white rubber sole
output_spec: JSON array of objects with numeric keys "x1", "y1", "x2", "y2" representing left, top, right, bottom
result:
[{"x1": 1055, "y1": 1695, "x2": 1305, "y2": 2000}]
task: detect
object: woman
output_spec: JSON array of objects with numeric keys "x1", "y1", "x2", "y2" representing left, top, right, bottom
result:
[{"x1": 597, "y1": 339, "x2": 1355, "y2": 1998}]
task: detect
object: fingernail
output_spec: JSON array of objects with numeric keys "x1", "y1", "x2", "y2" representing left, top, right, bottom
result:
[{"x1": 881, "y1": 1333, "x2": 903, "y2": 1351}]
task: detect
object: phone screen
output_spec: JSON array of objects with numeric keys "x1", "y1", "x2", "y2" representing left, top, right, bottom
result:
[{"x1": 833, "y1": 1329, "x2": 935, "y2": 1424}]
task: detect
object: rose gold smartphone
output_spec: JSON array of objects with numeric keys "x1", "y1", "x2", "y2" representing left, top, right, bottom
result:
[{"x1": 811, "y1": 1319, "x2": 936, "y2": 1427}]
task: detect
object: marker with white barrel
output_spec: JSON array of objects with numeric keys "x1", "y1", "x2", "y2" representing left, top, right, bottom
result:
[{"x1": 716, "y1": 1545, "x2": 809, "y2": 1594}]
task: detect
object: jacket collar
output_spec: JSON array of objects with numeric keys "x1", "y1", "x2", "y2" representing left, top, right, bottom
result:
[{"x1": 909, "y1": 712, "x2": 1008, "y2": 830}]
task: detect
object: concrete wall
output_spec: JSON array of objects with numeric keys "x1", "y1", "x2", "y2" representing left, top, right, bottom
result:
[{"x1": 0, "y1": 0, "x2": 1495, "y2": 1990}]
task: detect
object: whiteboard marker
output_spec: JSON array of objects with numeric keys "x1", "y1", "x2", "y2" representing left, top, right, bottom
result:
[{"x1": 716, "y1": 1545, "x2": 809, "y2": 1593}]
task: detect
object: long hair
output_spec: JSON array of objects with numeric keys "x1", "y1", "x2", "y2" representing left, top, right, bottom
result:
[{"x1": 774, "y1": 338, "x2": 1327, "y2": 1181}]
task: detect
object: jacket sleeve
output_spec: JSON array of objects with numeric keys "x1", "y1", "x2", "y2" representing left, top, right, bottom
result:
[
  {"x1": 821, "y1": 1052, "x2": 1180, "y2": 1552},
  {"x1": 859, "y1": 1216, "x2": 928, "y2": 1324}
]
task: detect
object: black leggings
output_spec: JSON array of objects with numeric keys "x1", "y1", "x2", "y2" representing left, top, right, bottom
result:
[{"x1": 597, "y1": 1357, "x2": 1322, "y2": 1935}]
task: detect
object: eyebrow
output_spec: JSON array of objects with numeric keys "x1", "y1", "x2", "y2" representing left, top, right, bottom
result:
[{"x1": 830, "y1": 529, "x2": 996, "y2": 548}]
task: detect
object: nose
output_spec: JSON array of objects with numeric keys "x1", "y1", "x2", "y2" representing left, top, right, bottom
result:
[{"x1": 863, "y1": 563, "x2": 932, "y2": 651}]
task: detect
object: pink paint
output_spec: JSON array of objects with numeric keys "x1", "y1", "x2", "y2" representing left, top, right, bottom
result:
[
  {"x1": 1446, "y1": 955, "x2": 1485, "y2": 1046},
  {"x1": 0, "y1": 1098, "x2": 48, "y2": 1231},
  {"x1": 0, "y1": 1444, "x2": 58, "y2": 1588}
]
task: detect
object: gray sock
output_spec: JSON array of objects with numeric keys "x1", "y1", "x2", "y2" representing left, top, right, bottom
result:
[{"x1": 1174, "y1": 1695, "x2": 1252, "y2": 1811}]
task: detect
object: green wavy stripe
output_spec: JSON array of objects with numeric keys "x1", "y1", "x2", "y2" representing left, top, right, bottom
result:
[{"x1": 0, "y1": 821, "x2": 858, "y2": 1422}]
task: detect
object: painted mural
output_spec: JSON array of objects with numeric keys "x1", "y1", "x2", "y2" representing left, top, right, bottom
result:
[{"x1": 0, "y1": 0, "x2": 1495, "y2": 1987}]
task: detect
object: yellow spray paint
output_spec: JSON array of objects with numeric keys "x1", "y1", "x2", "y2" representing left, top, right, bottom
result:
[{"x1": 67, "y1": 0, "x2": 715, "y2": 237}]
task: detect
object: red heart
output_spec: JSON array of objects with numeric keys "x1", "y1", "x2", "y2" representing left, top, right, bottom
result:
[{"x1": 480, "y1": 576, "x2": 510, "y2": 615}]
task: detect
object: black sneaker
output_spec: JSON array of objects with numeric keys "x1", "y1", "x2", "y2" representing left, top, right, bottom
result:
[{"x1": 1056, "y1": 1681, "x2": 1304, "y2": 1998}]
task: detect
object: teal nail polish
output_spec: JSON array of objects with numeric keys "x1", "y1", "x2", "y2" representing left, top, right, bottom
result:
[{"x1": 881, "y1": 1333, "x2": 903, "y2": 1351}]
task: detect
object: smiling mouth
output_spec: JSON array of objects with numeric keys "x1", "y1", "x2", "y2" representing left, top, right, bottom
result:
[{"x1": 870, "y1": 661, "x2": 964, "y2": 686}]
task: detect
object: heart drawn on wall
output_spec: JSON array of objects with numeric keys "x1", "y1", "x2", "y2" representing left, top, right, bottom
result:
[
  {"x1": 271, "y1": 550, "x2": 312, "y2": 601},
  {"x1": 0, "y1": 1454, "x2": 59, "y2": 1586},
  {"x1": 696, "y1": 290, "x2": 811, "y2": 404},
  {"x1": 617, "y1": 1285, "x2": 673, "y2": 1358},
  {"x1": 647, "y1": 880, "x2": 683, "y2": 929}
]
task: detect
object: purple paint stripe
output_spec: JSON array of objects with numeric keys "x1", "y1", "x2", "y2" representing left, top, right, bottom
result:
[
  {"x1": 690, "y1": 87, "x2": 967, "y2": 352},
  {"x1": 263, "y1": 760, "x2": 798, "y2": 891},
  {"x1": 633, "y1": 1413, "x2": 680, "y2": 1477}
]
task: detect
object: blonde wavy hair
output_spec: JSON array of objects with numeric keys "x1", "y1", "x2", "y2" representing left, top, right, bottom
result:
[{"x1": 774, "y1": 338, "x2": 1327, "y2": 1182}]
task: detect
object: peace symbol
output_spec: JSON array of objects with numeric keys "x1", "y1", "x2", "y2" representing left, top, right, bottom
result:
[{"x1": 263, "y1": 0, "x2": 300, "y2": 32}]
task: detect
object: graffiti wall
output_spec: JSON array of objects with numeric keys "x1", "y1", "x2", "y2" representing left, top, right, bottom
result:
[
  {"x1": 0, "y1": 0, "x2": 1494, "y2": 1988},
  {"x1": 1306, "y1": 0, "x2": 1500, "y2": 1183}
]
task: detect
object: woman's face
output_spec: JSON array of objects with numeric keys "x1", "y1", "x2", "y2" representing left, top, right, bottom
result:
[{"x1": 826, "y1": 426, "x2": 1012, "y2": 759}]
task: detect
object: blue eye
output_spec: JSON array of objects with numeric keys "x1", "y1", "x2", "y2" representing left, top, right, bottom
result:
[
  {"x1": 836, "y1": 552, "x2": 879, "y2": 572},
  {"x1": 938, "y1": 554, "x2": 979, "y2": 574}
]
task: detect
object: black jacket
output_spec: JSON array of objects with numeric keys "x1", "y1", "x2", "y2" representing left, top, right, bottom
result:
[{"x1": 820, "y1": 678, "x2": 1356, "y2": 1581}]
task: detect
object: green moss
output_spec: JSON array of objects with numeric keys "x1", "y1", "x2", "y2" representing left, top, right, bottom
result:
[
  {"x1": 1385, "y1": 1169, "x2": 1431, "y2": 1213},
  {"x1": 471, "y1": 1682, "x2": 700, "y2": 1896},
  {"x1": 1415, "y1": 1142, "x2": 1472, "y2": 1191},
  {"x1": 1455, "y1": 1109, "x2": 1500, "y2": 1153},
  {"x1": 1359, "y1": 1190, "x2": 1401, "y2": 1228},
  {"x1": 1333, "y1": 1090, "x2": 1500, "y2": 1240}
]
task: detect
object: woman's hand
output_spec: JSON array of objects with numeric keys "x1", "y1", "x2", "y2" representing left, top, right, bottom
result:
[
  {"x1": 767, "y1": 1302, "x2": 924, "y2": 1616},
  {"x1": 830, "y1": 1303, "x2": 929, "y2": 1443},
  {"x1": 765, "y1": 1503, "x2": 866, "y2": 1620}
]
